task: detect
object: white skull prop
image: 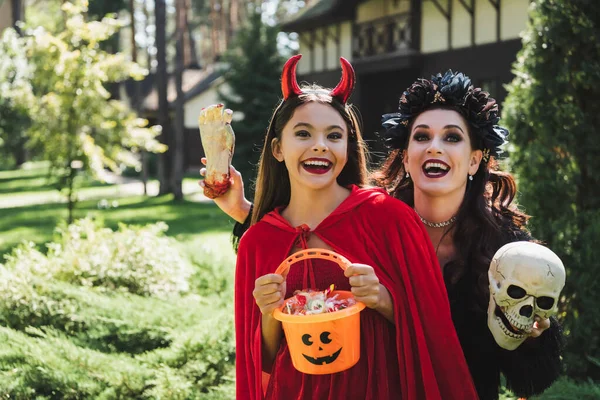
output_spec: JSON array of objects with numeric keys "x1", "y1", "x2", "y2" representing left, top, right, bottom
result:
[{"x1": 487, "y1": 242, "x2": 566, "y2": 350}]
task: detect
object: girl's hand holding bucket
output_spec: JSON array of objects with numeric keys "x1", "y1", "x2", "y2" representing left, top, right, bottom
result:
[{"x1": 253, "y1": 274, "x2": 287, "y2": 316}]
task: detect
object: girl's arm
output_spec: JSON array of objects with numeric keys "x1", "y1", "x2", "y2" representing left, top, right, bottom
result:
[{"x1": 253, "y1": 273, "x2": 286, "y2": 369}]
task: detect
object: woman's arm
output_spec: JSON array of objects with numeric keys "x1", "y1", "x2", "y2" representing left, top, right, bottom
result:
[
  {"x1": 499, "y1": 317, "x2": 564, "y2": 397},
  {"x1": 345, "y1": 264, "x2": 395, "y2": 324}
]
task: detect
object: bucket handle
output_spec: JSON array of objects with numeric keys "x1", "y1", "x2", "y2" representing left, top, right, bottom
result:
[{"x1": 275, "y1": 248, "x2": 351, "y2": 278}]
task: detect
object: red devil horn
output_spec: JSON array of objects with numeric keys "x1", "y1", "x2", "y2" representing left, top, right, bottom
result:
[
  {"x1": 281, "y1": 54, "x2": 303, "y2": 100},
  {"x1": 330, "y1": 57, "x2": 355, "y2": 104}
]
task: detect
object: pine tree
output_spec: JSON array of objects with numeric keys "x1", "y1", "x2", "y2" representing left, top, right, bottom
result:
[
  {"x1": 504, "y1": 0, "x2": 600, "y2": 380},
  {"x1": 219, "y1": 7, "x2": 284, "y2": 193}
]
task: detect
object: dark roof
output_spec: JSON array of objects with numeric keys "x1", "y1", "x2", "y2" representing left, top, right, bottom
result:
[
  {"x1": 133, "y1": 66, "x2": 222, "y2": 113},
  {"x1": 280, "y1": 0, "x2": 360, "y2": 32}
]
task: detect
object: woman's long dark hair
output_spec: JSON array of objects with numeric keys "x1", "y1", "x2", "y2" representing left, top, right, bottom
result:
[
  {"x1": 372, "y1": 107, "x2": 530, "y2": 309},
  {"x1": 251, "y1": 85, "x2": 368, "y2": 226}
]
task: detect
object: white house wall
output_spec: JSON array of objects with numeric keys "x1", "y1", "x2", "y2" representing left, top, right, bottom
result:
[
  {"x1": 340, "y1": 22, "x2": 352, "y2": 62},
  {"x1": 475, "y1": 0, "x2": 496, "y2": 45},
  {"x1": 313, "y1": 28, "x2": 324, "y2": 72},
  {"x1": 297, "y1": 22, "x2": 352, "y2": 74},
  {"x1": 356, "y1": 0, "x2": 409, "y2": 23},
  {"x1": 184, "y1": 79, "x2": 233, "y2": 129},
  {"x1": 452, "y1": 0, "x2": 471, "y2": 49},
  {"x1": 297, "y1": 34, "x2": 312, "y2": 74},
  {"x1": 421, "y1": 0, "x2": 450, "y2": 53},
  {"x1": 326, "y1": 25, "x2": 338, "y2": 70},
  {"x1": 421, "y1": 0, "x2": 528, "y2": 54},
  {"x1": 501, "y1": 0, "x2": 529, "y2": 40}
]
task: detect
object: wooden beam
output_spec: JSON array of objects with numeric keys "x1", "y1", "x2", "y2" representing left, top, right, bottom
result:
[
  {"x1": 447, "y1": 0, "x2": 452, "y2": 49},
  {"x1": 457, "y1": 0, "x2": 473, "y2": 14},
  {"x1": 411, "y1": 0, "x2": 421, "y2": 52},
  {"x1": 496, "y1": 0, "x2": 501, "y2": 41},
  {"x1": 431, "y1": 0, "x2": 450, "y2": 20},
  {"x1": 335, "y1": 24, "x2": 341, "y2": 60}
]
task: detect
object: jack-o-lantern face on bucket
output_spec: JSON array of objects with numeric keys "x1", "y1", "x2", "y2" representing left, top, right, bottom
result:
[{"x1": 301, "y1": 331, "x2": 342, "y2": 365}]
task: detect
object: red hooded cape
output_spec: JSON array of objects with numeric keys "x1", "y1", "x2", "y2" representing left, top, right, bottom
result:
[{"x1": 235, "y1": 186, "x2": 478, "y2": 399}]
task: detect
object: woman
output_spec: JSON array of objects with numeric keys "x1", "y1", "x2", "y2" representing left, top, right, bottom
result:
[
  {"x1": 204, "y1": 55, "x2": 478, "y2": 400},
  {"x1": 201, "y1": 69, "x2": 563, "y2": 400}
]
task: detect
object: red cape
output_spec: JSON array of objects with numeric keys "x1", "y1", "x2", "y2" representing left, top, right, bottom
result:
[{"x1": 235, "y1": 186, "x2": 478, "y2": 399}]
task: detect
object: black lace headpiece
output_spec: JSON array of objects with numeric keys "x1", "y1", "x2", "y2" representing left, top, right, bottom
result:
[{"x1": 381, "y1": 70, "x2": 508, "y2": 161}]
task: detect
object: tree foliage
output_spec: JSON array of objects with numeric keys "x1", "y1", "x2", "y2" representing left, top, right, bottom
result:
[
  {"x1": 0, "y1": 29, "x2": 35, "y2": 167},
  {"x1": 219, "y1": 8, "x2": 284, "y2": 191},
  {"x1": 8, "y1": 0, "x2": 166, "y2": 221},
  {"x1": 503, "y1": 0, "x2": 600, "y2": 381}
]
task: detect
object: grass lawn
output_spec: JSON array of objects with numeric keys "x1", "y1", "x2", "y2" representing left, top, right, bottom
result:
[{"x1": 0, "y1": 163, "x2": 235, "y2": 256}]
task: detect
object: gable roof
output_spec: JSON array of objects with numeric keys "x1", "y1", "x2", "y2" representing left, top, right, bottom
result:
[{"x1": 280, "y1": 0, "x2": 361, "y2": 32}]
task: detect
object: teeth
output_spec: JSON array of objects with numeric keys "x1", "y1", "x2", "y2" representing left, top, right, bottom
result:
[
  {"x1": 304, "y1": 160, "x2": 330, "y2": 167},
  {"x1": 424, "y1": 162, "x2": 449, "y2": 171}
]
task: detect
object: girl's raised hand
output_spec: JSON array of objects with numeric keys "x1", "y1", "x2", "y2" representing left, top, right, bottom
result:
[
  {"x1": 253, "y1": 274, "x2": 286, "y2": 316},
  {"x1": 199, "y1": 157, "x2": 251, "y2": 223}
]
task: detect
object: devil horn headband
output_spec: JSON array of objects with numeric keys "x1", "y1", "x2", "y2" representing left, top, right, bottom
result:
[{"x1": 281, "y1": 54, "x2": 355, "y2": 103}]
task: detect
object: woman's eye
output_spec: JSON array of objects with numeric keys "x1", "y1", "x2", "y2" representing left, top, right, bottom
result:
[
  {"x1": 413, "y1": 133, "x2": 429, "y2": 142},
  {"x1": 328, "y1": 132, "x2": 343, "y2": 140},
  {"x1": 446, "y1": 133, "x2": 462, "y2": 142},
  {"x1": 295, "y1": 130, "x2": 310, "y2": 137}
]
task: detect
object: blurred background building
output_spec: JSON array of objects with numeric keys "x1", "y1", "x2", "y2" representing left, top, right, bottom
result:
[{"x1": 282, "y1": 0, "x2": 529, "y2": 151}]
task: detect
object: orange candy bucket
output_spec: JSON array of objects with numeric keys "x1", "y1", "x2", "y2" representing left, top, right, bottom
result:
[{"x1": 272, "y1": 249, "x2": 366, "y2": 375}]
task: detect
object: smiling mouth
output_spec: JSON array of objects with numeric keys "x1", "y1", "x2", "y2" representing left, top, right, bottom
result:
[
  {"x1": 422, "y1": 161, "x2": 450, "y2": 178},
  {"x1": 302, "y1": 348, "x2": 342, "y2": 365},
  {"x1": 302, "y1": 160, "x2": 333, "y2": 175}
]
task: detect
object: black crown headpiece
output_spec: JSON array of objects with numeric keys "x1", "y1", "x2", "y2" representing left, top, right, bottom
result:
[{"x1": 381, "y1": 70, "x2": 508, "y2": 161}]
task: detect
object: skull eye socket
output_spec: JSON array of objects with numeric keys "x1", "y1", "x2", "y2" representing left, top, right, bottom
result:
[
  {"x1": 320, "y1": 331, "x2": 332, "y2": 344},
  {"x1": 537, "y1": 296, "x2": 555, "y2": 310},
  {"x1": 302, "y1": 334, "x2": 313, "y2": 346},
  {"x1": 507, "y1": 285, "x2": 527, "y2": 299}
]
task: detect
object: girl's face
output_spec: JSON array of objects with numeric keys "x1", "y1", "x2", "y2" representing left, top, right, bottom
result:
[
  {"x1": 403, "y1": 109, "x2": 482, "y2": 198},
  {"x1": 272, "y1": 102, "x2": 348, "y2": 193}
]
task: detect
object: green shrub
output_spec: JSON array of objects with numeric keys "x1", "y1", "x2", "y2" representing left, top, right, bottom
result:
[
  {"x1": 0, "y1": 219, "x2": 235, "y2": 396},
  {"x1": 4, "y1": 218, "x2": 192, "y2": 297},
  {"x1": 530, "y1": 377, "x2": 600, "y2": 399}
]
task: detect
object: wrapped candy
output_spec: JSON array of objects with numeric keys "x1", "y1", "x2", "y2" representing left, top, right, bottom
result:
[{"x1": 282, "y1": 285, "x2": 357, "y2": 316}]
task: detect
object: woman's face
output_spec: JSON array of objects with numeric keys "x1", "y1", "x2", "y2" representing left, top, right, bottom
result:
[
  {"x1": 272, "y1": 102, "x2": 348, "y2": 192},
  {"x1": 403, "y1": 109, "x2": 482, "y2": 198}
]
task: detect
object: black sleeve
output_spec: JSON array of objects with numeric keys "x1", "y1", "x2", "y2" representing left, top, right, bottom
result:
[
  {"x1": 498, "y1": 316, "x2": 564, "y2": 397},
  {"x1": 232, "y1": 204, "x2": 253, "y2": 254}
]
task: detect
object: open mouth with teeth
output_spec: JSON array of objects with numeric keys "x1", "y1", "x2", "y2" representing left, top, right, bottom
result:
[
  {"x1": 302, "y1": 348, "x2": 342, "y2": 365},
  {"x1": 302, "y1": 159, "x2": 333, "y2": 174},
  {"x1": 494, "y1": 304, "x2": 527, "y2": 338},
  {"x1": 422, "y1": 161, "x2": 450, "y2": 178}
]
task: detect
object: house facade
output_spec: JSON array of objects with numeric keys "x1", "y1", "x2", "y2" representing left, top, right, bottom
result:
[{"x1": 281, "y1": 0, "x2": 529, "y2": 152}]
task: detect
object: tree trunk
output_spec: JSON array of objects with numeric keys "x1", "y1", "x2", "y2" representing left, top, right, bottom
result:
[
  {"x1": 171, "y1": 0, "x2": 186, "y2": 200},
  {"x1": 11, "y1": 0, "x2": 23, "y2": 34},
  {"x1": 155, "y1": 0, "x2": 173, "y2": 195},
  {"x1": 66, "y1": 167, "x2": 76, "y2": 224},
  {"x1": 130, "y1": 0, "x2": 149, "y2": 195}
]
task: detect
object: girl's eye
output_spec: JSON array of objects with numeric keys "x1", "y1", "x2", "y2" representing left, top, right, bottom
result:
[
  {"x1": 295, "y1": 130, "x2": 310, "y2": 137},
  {"x1": 328, "y1": 132, "x2": 343, "y2": 140},
  {"x1": 413, "y1": 132, "x2": 429, "y2": 142},
  {"x1": 445, "y1": 133, "x2": 462, "y2": 143}
]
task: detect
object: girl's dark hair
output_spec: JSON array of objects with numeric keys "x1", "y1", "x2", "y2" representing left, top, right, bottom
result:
[
  {"x1": 372, "y1": 106, "x2": 530, "y2": 309},
  {"x1": 251, "y1": 85, "x2": 368, "y2": 225}
]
